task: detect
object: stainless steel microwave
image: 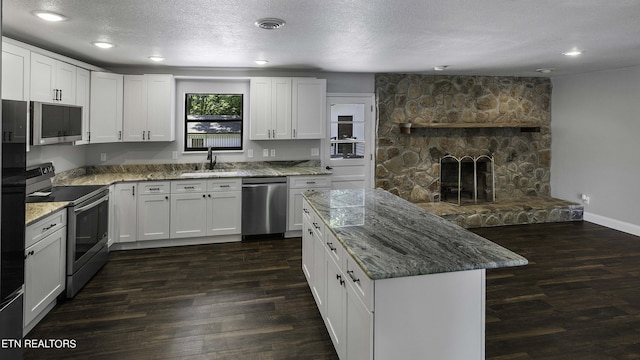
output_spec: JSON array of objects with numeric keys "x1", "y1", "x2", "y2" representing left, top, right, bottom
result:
[{"x1": 30, "y1": 101, "x2": 83, "y2": 145}]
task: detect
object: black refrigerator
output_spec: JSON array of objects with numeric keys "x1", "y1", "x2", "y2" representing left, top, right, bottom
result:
[{"x1": 0, "y1": 99, "x2": 27, "y2": 359}]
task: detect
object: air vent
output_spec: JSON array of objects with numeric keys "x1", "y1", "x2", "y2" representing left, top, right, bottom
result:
[{"x1": 255, "y1": 18, "x2": 286, "y2": 30}]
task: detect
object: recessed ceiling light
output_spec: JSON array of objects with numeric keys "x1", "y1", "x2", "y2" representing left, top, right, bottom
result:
[
  {"x1": 433, "y1": 66, "x2": 449, "y2": 71},
  {"x1": 149, "y1": 56, "x2": 165, "y2": 62},
  {"x1": 33, "y1": 10, "x2": 68, "y2": 22},
  {"x1": 562, "y1": 50, "x2": 584, "y2": 57},
  {"x1": 92, "y1": 41, "x2": 115, "y2": 49},
  {"x1": 255, "y1": 18, "x2": 286, "y2": 30},
  {"x1": 536, "y1": 68, "x2": 554, "y2": 74},
  {"x1": 254, "y1": 60, "x2": 269, "y2": 65}
]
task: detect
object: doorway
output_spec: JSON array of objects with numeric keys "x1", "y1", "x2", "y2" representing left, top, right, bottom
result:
[{"x1": 325, "y1": 94, "x2": 375, "y2": 189}]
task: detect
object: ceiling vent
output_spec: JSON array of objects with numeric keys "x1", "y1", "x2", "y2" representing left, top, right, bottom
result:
[{"x1": 255, "y1": 18, "x2": 286, "y2": 30}]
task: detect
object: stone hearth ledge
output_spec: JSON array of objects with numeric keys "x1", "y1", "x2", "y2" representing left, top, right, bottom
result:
[{"x1": 303, "y1": 188, "x2": 527, "y2": 280}]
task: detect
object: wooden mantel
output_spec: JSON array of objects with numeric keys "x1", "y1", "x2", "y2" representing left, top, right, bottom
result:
[{"x1": 397, "y1": 122, "x2": 542, "y2": 134}]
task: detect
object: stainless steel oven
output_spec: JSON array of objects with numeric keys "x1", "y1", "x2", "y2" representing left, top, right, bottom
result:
[
  {"x1": 26, "y1": 163, "x2": 110, "y2": 298},
  {"x1": 66, "y1": 188, "x2": 109, "y2": 298}
]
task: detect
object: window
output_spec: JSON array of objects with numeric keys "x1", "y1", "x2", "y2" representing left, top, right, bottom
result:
[
  {"x1": 329, "y1": 105, "x2": 366, "y2": 159},
  {"x1": 184, "y1": 93, "x2": 243, "y2": 151}
]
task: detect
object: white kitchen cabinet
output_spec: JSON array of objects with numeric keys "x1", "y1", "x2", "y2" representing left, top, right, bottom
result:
[
  {"x1": 123, "y1": 74, "x2": 175, "y2": 142},
  {"x1": 113, "y1": 183, "x2": 138, "y2": 243},
  {"x1": 24, "y1": 210, "x2": 67, "y2": 335},
  {"x1": 325, "y1": 246, "x2": 347, "y2": 359},
  {"x1": 292, "y1": 78, "x2": 326, "y2": 139},
  {"x1": 169, "y1": 179, "x2": 241, "y2": 238},
  {"x1": 288, "y1": 175, "x2": 331, "y2": 231},
  {"x1": 250, "y1": 77, "x2": 326, "y2": 140},
  {"x1": 90, "y1": 71, "x2": 124, "y2": 143},
  {"x1": 30, "y1": 52, "x2": 77, "y2": 105},
  {"x1": 346, "y1": 277, "x2": 373, "y2": 360},
  {"x1": 1, "y1": 41, "x2": 30, "y2": 101},
  {"x1": 137, "y1": 182, "x2": 171, "y2": 241},
  {"x1": 74, "y1": 67, "x2": 91, "y2": 145},
  {"x1": 170, "y1": 180, "x2": 208, "y2": 239},
  {"x1": 250, "y1": 77, "x2": 291, "y2": 140}
]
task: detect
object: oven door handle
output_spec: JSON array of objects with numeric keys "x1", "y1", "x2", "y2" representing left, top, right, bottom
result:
[{"x1": 74, "y1": 195, "x2": 109, "y2": 213}]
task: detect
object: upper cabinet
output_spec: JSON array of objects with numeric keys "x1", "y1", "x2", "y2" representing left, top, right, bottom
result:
[
  {"x1": 74, "y1": 68, "x2": 91, "y2": 145},
  {"x1": 30, "y1": 52, "x2": 77, "y2": 105},
  {"x1": 123, "y1": 74, "x2": 175, "y2": 142},
  {"x1": 250, "y1": 77, "x2": 326, "y2": 140},
  {"x1": 89, "y1": 71, "x2": 123, "y2": 143},
  {"x1": 2, "y1": 41, "x2": 31, "y2": 101}
]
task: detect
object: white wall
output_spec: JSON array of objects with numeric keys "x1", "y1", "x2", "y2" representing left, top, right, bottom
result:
[
  {"x1": 551, "y1": 65, "x2": 640, "y2": 236},
  {"x1": 27, "y1": 143, "x2": 86, "y2": 172}
]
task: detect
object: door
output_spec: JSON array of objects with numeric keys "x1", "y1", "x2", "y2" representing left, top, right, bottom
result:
[
  {"x1": 171, "y1": 192, "x2": 207, "y2": 238},
  {"x1": 326, "y1": 94, "x2": 375, "y2": 189},
  {"x1": 114, "y1": 183, "x2": 137, "y2": 243},
  {"x1": 137, "y1": 194, "x2": 170, "y2": 241},
  {"x1": 90, "y1": 72, "x2": 123, "y2": 143}
]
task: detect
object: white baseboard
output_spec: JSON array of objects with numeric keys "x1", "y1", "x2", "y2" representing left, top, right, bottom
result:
[{"x1": 584, "y1": 212, "x2": 640, "y2": 237}]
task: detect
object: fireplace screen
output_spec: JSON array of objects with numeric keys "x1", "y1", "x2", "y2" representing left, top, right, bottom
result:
[{"x1": 440, "y1": 155, "x2": 495, "y2": 205}]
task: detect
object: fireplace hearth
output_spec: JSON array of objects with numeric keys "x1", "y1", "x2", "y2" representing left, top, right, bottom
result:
[{"x1": 440, "y1": 155, "x2": 495, "y2": 205}]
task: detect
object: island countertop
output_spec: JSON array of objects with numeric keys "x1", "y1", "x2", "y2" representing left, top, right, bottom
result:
[{"x1": 303, "y1": 188, "x2": 528, "y2": 280}]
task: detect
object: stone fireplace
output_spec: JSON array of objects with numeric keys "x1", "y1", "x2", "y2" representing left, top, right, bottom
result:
[{"x1": 375, "y1": 74, "x2": 552, "y2": 204}]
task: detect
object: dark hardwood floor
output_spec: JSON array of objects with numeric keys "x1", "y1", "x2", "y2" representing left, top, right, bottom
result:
[{"x1": 24, "y1": 222, "x2": 640, "y2": 359}]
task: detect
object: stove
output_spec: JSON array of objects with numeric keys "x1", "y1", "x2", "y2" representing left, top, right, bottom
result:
[{"x1": 26, "y1": 163, "x2": 110, "y2": 298}]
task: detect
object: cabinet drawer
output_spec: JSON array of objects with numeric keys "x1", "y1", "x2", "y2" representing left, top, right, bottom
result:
[
  {"x1": 139, "y1": 182, "x2": 170, "y2": 194},
  {"x1": 346, "y1": 256, "x2": 374, "y2": 311},
  {"x1": 207, "y1": 178, "x2": 241, "y2": 192},
  {"x1": 289, "y1": 175, "x2": 332, "y2": 189},
  {"x1": 171, "y1": 180, "x2": 206, "y2": 193},
  {"x1": 302, "y1": 198, "x2": 314, "y2": 222},
  {"x1": 325, "y1": 230, "x2": 346, "y2": 271},
  {"x1": 26, "y1": 209, "x2": 67, "y2": 248}
]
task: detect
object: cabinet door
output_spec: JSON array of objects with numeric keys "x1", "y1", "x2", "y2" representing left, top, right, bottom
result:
[
  {"x1": 292, "y1": 78, "x2": 326, "y2": 139},
  {"x1": 113, "y1": 183, "x2": 138, "y2": 243},
  {"x1": 123, "y1": 75, "x2": 146, "y2": 142},
  {"x1": 145, "y1": 74, "x2": 175, "y2": 142},
  {"x1": 302, "y1": 217, "x2": 314, "y2": 282},
  {"x1": 55, "y1": 61, "x2": 77, "y2": 105},
  {"x1": 312, "y1": 229, "x2": 327, "y2": 317},
  {"x1": 90, "y1": 72, "x2": 123, "y2": 143},
  {"x1": 272, "y1": 77, "x2": 292, "y2": 139},
  {"x1": 24, "y1": 227, "x2": 66, "y2": 328},
  {"x1": 170, "y1": 192, "x2": 207, "y2": 238},
  {"x1": 74, "y1": 68, "x2": 91, "y2": 145},
  {"x1": 288, "y1": 188, "x2": 305, "y2": 231},
  {"x1": 30, "y1": 53, "x2": 56, "y2": 102},
  {"x1": 325, "y1": 254, "x2": 347, "y2": 359},
  {"x1": 207, "y1": 191, "x2": 242, "y2": 235},
  {"x1": 249, "y1": 77, "x2": 272, "y2": 140},
  {"x1": 346, "y1": 283, "x2": 373, "y2": 360},
  {"x1": 137, "y1": 194, "x2": 171, "y2": 241},
  {"x1": 2, "y1": 42, "x2": 30, "y2": 101}
]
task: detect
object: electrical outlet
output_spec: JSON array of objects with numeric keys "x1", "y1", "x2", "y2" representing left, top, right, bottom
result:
[
  {"x1": 580, "y1": 193, "x2": 590, "y2": 204},
  {"x1": 172, "y1": 151, "x2": 178, "y2": 160},
  {"x1": 100, "y1": 153, "x2": 107, "y2": 162},
  {"x1": 270, "y1": 149, "x2": 276, "y2": 157},
  {"x1": 247, "y1": 149, "x2": 254, "y2": 158},
  {"x1": 311, "y1": 148, "x2": 319, "y2": 156},
  {"x1": 263, "y1": 149, "x2": 269, "y2": 157}
]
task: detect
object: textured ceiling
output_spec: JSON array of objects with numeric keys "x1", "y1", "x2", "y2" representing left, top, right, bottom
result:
[{"x1": 4, "y1": 0, "x2": 640, "y2": 77}]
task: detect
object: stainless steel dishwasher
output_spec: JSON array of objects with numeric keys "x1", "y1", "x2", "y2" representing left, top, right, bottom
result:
[{"x1": 242, "y1": 177, "x2": 287, "y2": 236}]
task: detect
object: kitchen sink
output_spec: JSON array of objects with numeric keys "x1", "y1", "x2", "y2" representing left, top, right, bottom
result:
[{"x1": 180, "y1": 171, "x2": 239, "y2": 178}]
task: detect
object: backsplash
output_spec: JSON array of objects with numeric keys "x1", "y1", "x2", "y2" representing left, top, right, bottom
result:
[{"x1": 375, "y1": 74, "x2": 552, "y2": 203}]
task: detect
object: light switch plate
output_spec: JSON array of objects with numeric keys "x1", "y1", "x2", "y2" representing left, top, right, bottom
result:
[
  {"x1": 270, "y1": 149, "x2": 276, "y2": 157},
  {"x1": 311, "y1": 148, "x2": 319, "y2": 156},
  {"x1": 263, "y1": 149, "x2": 269, "y2": 157},
  {"x1": 100, "y1": 153, "x2": 107, "y2": 162},
  {"x1": 172, "y1": 151, "x2": 178, "y2": 160},
  {"x1": 248, "y1": 149, "x2": 254, "y2": 158}
]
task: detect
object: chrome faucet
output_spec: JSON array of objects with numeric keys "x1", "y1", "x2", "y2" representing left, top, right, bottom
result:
[{"x1": 207, "y1": 147, "x2": 217, "y2": 170}]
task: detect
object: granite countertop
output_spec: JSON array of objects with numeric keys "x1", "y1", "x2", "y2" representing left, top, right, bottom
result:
[
  {"x1": 26, "y1": 161, "x2": 330, "y2": 225},
  {"x1": 303, "y1": 188, "x2": 528, "y2": 280},
  {"x1": 53, "y1": 161, "x2": 331, "y2": 186}
]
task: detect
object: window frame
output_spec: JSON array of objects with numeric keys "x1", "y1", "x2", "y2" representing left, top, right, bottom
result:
[{"x1": 184, "y1": 93, "x2": 244, "y2": 152}]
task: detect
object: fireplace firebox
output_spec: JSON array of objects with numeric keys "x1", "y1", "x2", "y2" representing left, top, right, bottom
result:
[{"x1": 440, "y1": 155, "x2": 495, "y2": 205}]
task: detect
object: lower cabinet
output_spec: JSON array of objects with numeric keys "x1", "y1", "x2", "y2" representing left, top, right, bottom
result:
[
  {"x1": 137, "y1": 182, "x2": 171, "y2": 241},
  {"x1": 24, "y1": 209, "x2": 67, "y2": 335},
  {"x1": 288, "y1": 175, "x2": 331, "y2": 231},
  {"x1": 113, "y1": 183, "x2": 138, "y2": 243}
]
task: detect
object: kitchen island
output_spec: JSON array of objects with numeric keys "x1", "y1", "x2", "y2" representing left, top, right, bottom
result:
[{"x1": 302, "y1": 188, "x2": 527, "y2": 360}]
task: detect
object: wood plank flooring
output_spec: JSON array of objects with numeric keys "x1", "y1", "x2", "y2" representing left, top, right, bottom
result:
[{"x1": 25, "y1": 222, "x2": 640, "y2": 359}]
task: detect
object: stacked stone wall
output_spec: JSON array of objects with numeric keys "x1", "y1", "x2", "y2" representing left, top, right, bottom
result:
[{"x1": 376, "y1": 74, "x2": 552, "y2": 203}]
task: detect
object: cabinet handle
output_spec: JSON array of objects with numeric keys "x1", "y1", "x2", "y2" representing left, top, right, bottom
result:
[
  {"x1": 149, "y1": 187, "x2": 160, "y2": 191},
  {"x1": 208, "y1": 194, "x2": 211, "y2": 198},
  {"x1": 337, "y1": 274, "x2": 345, "y2": 286},
  {"x1": 303, "y1": 208, "x2": 309, "y2": 214},
  {"x1": 147, "y1": 130, "x2": 150, "y2": 139},
  {"x1": 165, "y1": 196, "x2": 169, "y2": 200},
  {"x1": 185, "y1": 186, "x2": 195, "y2": 189},
  {"x1": 347, "y1": 270, "x2": 360, "y2": 284},
  {"x1": 308, "y1": 229, "x2": 313, "y2": 236},
  {"x1": 293, "y1": 129, "x2": 296, "y2": 138},
  {"x1": 220, "y1": 185, "x2": 230, "y2": 188},
  {"x1": 142, "y1": 131, "x2": 146, "y2": 140},
  {"x1": 60, "y1": 89, "x2": 63, "y2": 101},
  {"x1": 118, "y1": 130, "x2": 122, "y2": 140},
  {"x1": 326, "y1": 242, "x2": 336, "y2": 251},
  {"x1": 132, "y1": 185, "x2": 135, "y2": 196},
  {"x1": 306, "y1": 181, "x2": 316, "y2": 184},
  {"x1": 42, "y1": 223, "x2": 57, "y2": 231},
  {"x1": 203, "y1": 194, "x2": 206, "y2": 198},
  {"x1": 313, "y1": 222, "x2": 320, "y2": 230},
  {"x1": 272, "y1": 129, "x2": 275, "y2": 138}
]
